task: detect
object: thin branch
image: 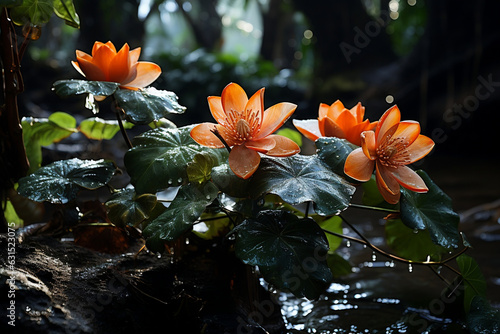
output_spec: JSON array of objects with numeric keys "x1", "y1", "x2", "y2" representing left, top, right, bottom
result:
[
  {"x1": 112, "y1": 98, "x2": 133, "y2": 149},
  {"x1": 349, "y1": 203, "x2": 399, "y2": 213},
  {"x1": 332, "y1": 214, "x2": 470, "y2": 267},
  {"x1": 210, "y1": 127, "x2": 231, "y2": 153},
  {"x1": 304, "y1": 201, "x2": 311, "y2": 218}
]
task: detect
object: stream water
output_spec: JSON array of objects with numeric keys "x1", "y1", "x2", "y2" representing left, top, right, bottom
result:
[{"x1": 280, "y1": 155, "x2": 500, "y2": 333}]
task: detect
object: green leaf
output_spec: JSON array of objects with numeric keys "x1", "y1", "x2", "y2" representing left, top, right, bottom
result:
[
  {"x1": 114, "y1": 87, "x2": 186, "y2": 125},
  {"x1": 4, "y1": 200, "x2": 23, "y2": 228},
  {"x1": 79, "y1": 117, "x2": 134, "y2": 140},
  {"x1": 143, "y1": 182, "x2": 219, "y2": 248},
  {"x1": 400, "y1": 170, "x2": 461, "y2": 248},
  {"x1": 186, "y1": 152, "x2": 219, "y2": 185},
  {"x1": 106, "y1": 189, "x2": 157, "y2": 228},
  {"x1": 53, "y1": 80, "x2": 119, "y2": 97},
  {"x1": 10, "y1": 0, "x2": 53, "y2": 26},
  {"x1": 316, "y1": 137, "x2": 356, "y2": 177},
  {"x1": 211, "y1": 163, "x2": 252, "y2": 198},
  {"x1": 17, "y1": 158, "x2": 116, "y2": 204},
  {"x1": 52, "y1": 0, "x2": 79, "y2": 28},
  {"x1": 233, "y1": 210, "x2": 332, "y2": 299},
  {"x1": 251, "y1": 155, "x2": 355, "y2": 216},
  {"x1": 457, "y1": 254, "x2": 487, "y2": 313},
  {"x1": 315, "y1": 215, "x2": 343, "y2": 253},
  {"x1": 124, "y1": 126, "x2": 227, "y2": 194},
  {"x1": 193, "y1": 212, "x2": 232, "y2": 240},
  {"x1": 466, "y1": 296, "x2": 500, "y2": 334},
  {"x1": 22, "y1": 112, "x2": 78, "y2": 173},
  {"x1": 385, "y1": 218, "x2": 449, "y2": 262},
  {"x1": 275, "y1": 128, "x2": 302, "y2": 147},
  {"x1": 326, "y1": 253, "x2": 352, "y2": 278}
]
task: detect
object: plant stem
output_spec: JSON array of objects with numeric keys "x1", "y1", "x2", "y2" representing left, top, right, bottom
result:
[
  {"x1": 326, "y1": 214, "x2": 470, "y2": 267},
  {"x1": 348, "y1": 203, "x2": 399, "y2": 213},
  {"x1": 112, "y1": 97, "x2": 133, "y2": 149},
  {"x1": 210, "y1": 127, "x2": 231, "y2": 153}
]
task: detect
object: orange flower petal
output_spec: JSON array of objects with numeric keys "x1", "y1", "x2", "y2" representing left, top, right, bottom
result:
[
  {"x1": 318, "y1": 103, "x2": 330, "y2": 119},
  {"x1": 360, "y1": 130, "x2": 376, "y2": 160},
  {"x1": 393, "y1": 121, "x2": 421, "y2": 146},
  {"x1": 71, "y1": 61, "x2": 86, "y2": 77},
  {"x1": 255, "y1": 102, "x2": 297, "y2": 139},
  {"x1": 375, "y1": 163, "x2": 401, "y2": 204},
  {"x1": 265, "y1": 135, "x2": 300, "y2": 157},
  {"x1": 221, "y1": 83, "x2": 248, "y2": 116},
  {"x1": 245, "y1": 137, "x2": 276, "y2": 153},
  {"x1": 244, "y1": 87, "x2": 264, "y2": 128},
  {"x1": 376, "y1": 163, "x2": 400, "y2": 195},
  {"x1": 376, "y1": 105, "x2": 401, "y2": 144},
  {"x1": 75, "y1": 57, "x2": 106, "y2": 81},
  {"x1": 322, "y1": 117, "x2": 346, "y2": 139},
  {"x1": 292, "y1": 119, "x2": 321, "y2": 142},
  {"x1": 326, "y1": 100, "x2": 345, "y2": 120},
  {"x1": 344, "y1": 148, "x2": 375, "y2": 182},
  {"x1": 129, "y1": 47, "x2": 141, "y2": 64},
  {"x1": 208, "y1": 96, "x2": 226, "y2": 125},
  {"x1": 122, "y1": 62, "x2": 161, "y2": 88},
  {"x1": 406, "y1": 134, "x2": 435, "y2": 164},
  {"x1": 350, "y1": 102, "x2": 365, "y2": 123},
  {"x1": 108, "y1": 43, "x2": 131, "y2": 84},
  {"x1": 345, "y1": 119, "x2": 371, "y2": 146},
  {"x1": 91, "y1": 42, "x2": 116, "y2": 79},
  {"x1": 229, "y1": 144, "x2": 261, "y2": 179},
  {"x1": 190, "y1": 123, "x2": 236, "y2": 148},
  {"x1": 390, "y1": 166, "x2": 428, "y2": 192}
]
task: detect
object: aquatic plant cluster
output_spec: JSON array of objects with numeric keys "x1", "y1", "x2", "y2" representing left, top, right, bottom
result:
[{"x1": 1, "y1": 2, "x2": 498, "y2": 332}]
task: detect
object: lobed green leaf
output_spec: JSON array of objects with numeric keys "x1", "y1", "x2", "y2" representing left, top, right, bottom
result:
[
  {"x1": 251, "y1": 155, "x2": 355, "y2": 216},
  {"x1": 18, "y1": 158, "x2": 116, "y2": 204},
  {"x1": 400, "y1": 170, "x2": 461, "y2": 248},
  {"x1": 233, "y1": 210, "x2": 332, "y2": 299},
  {"x1": 106, "y1": 189, "x2": 157, "y2": 228},
  {"x1": 114, "y1": 87, "x2": 186, "y2": 125}
]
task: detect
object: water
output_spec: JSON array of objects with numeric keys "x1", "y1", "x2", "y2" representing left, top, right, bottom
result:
[{"x1": 279, "y1": 156, "x2": 500, "y2": 332}]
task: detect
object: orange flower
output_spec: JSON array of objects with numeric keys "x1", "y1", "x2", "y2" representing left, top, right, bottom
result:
[
  {"x1": 72, "y1": 41, "x2": 161, "y2": 90},
  {"x1": 190, "y1": 83, "x2": 300, "y2": 179},
  {"x1": 293, "y1": 100, "x2": 377, "y2": 146},
  {"x1": 344, "y1": 105, "x2": 435, "y2": 204}
]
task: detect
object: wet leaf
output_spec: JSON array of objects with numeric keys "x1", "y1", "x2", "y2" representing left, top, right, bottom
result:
[
  {"x1": 22, "y1": 112, "x2": 78, "y2": 173},
  {"x1": 17, "y1": 158, "x2": 116, "y2": 204},
  {"x1": 53, "y1": 79, "x2": 119, "y2": 97},
  {"x1": 316, "y1": 137, "x2": 356, "y2": 177},
  {"x1": 106, "y1": 189, "x2": 157, "y2": 228},
  {"x1": 124, "y1": 126, "x2": 227, "y2": 194},
  {"x1": 457, "y1": 254, "x2": 487, "y2": 313},
  {"x1": 400, "y1": 170, "x2": 461, "y2": 248},
  {"x1": 251, "y1": 155, "x2": 355, "y2": 216},
  {"x1": 187, "y1": 152, "x2": 219, "y2": 185},
  {"x1": 211, "y1": 163, "x2": 251, "y2": 198},
  {"x1": 233, "y1": 210, "x2": 332, "y2": 299},
  {"x1": 143, "y1": 182, "x2": 219, "y2": 250},
  {"x1": 466, "y1": 296, "x2": 500, "y2": 333},
  {"x1": 53, "y1": 0, "x2": 80, "y2": 28},
  {"x1": 193, "y1": 213, "x2": 232, "y2": 240},
  {"x1": 385, "y1": 218, "x2": 449, "y2": 262},
  {"x1": 114, "y1": 87, "x2": 186, "y2": 125},
  {"x1": 79, "y1": 117, "x2": 134, "y2": 140}
]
